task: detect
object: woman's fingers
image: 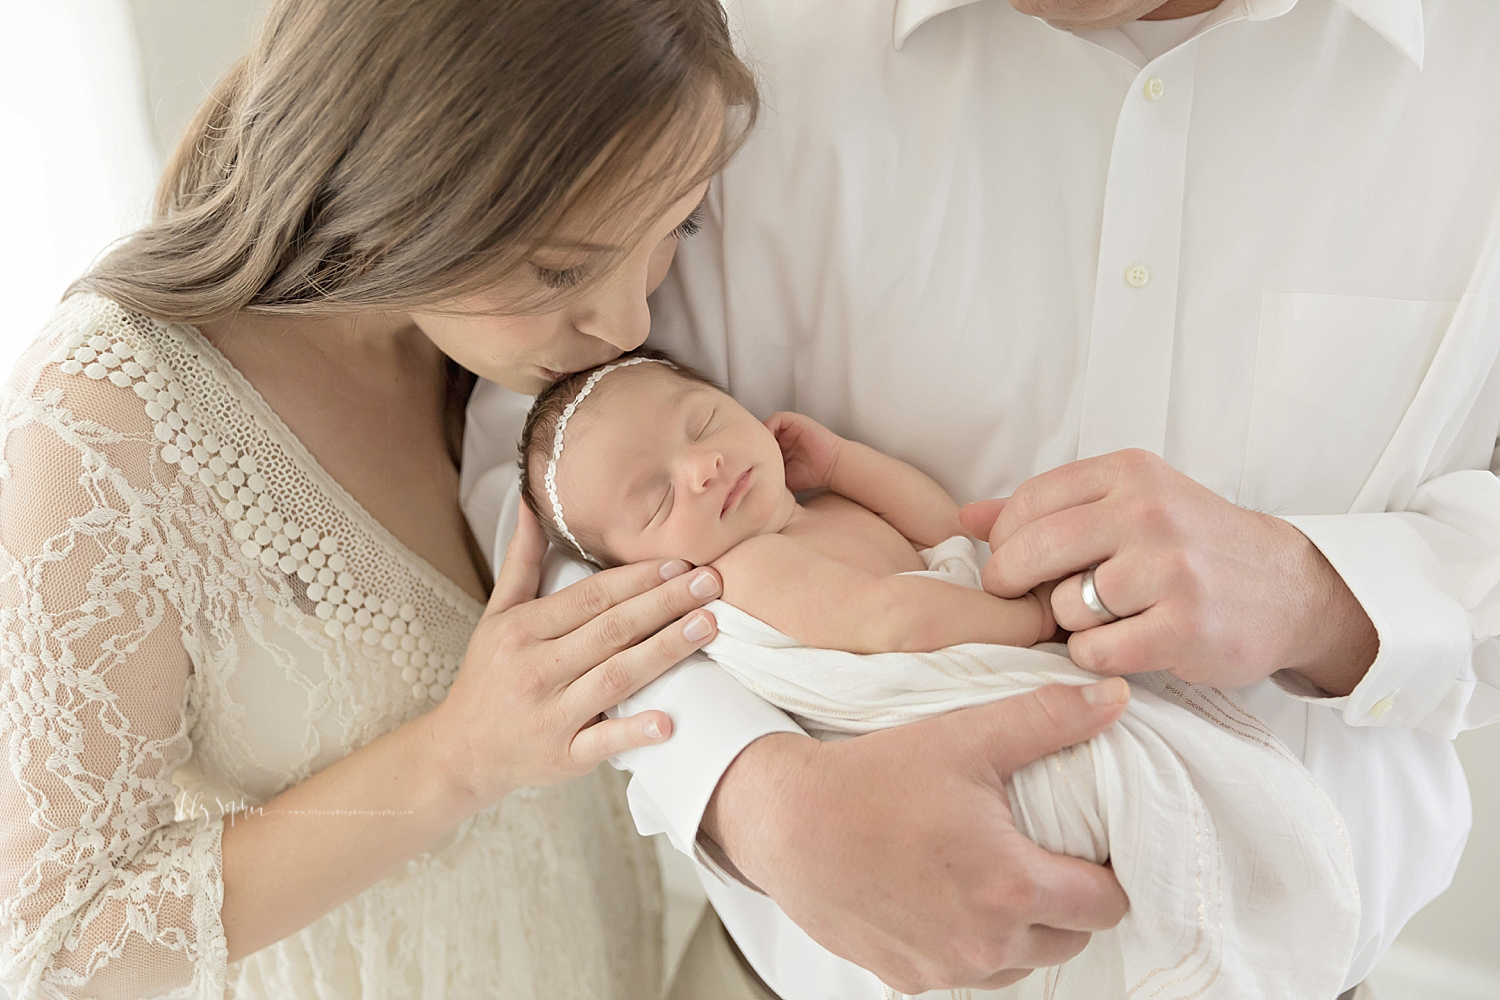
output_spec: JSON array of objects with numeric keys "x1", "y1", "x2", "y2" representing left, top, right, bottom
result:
[
  {"x1": 523, "y1": 558, "x2": 697, "y2": 640},
  {"x1": 487, "y1": 505, "x2": 549, "y2": 614},
  {"x1": 559, "y1": 608, "x2": 718, "y2": 723},
  {"x1": 569, "y1": 710, "x2": 675, "y2": 769},
  {"x1": 561, "y1": 566, "x2": 721, "y2": 660}
]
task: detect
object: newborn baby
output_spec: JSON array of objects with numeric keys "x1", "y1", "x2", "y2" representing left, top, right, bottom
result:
[
  {"x1": 518, "y1": 351, "x2": 1054, "y2": 653},
  {"x1": 518, "y1": 351, "x2": 1361, "y2": 1000}
]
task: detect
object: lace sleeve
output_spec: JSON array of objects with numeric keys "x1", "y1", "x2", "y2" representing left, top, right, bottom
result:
[{"x1": 0, "y1": 329, "x2": 227, "y2": 999}]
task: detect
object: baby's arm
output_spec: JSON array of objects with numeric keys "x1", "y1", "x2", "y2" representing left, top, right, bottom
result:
[
  {"x1": 767, "y1": 412, "x2": 962, "y2": 548},
  {"x1": 716, "y1": 534, "x2": 1052, "y2": 653}
]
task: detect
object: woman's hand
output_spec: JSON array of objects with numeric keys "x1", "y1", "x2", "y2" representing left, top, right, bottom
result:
[
  {"x1": 765, "y1": 411, "x2": 846, "y2": 492},
  {"x1": 425, "y1": 505, "x2": 723, "y2": 807}
]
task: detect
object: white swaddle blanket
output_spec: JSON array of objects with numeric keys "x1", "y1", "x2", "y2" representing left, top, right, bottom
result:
[{"x1": 702, "y1": 536, "x2": 1361, "y2": 1000}]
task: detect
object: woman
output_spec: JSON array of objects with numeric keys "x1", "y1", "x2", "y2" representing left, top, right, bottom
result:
[{"x1": 0, "y1": 0, "x2": 755, "y2": 996}]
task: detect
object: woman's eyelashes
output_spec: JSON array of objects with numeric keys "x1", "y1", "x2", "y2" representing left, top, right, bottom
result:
[
  {"x1": 533, "y1": 264, "x2": 587, "y2": 290},
  {"x1": 535, "y1": 208, "x2": 701, "y2": 288},
  {"x1": 672, "y1": 208, "x2": 704, "y2": 241}
]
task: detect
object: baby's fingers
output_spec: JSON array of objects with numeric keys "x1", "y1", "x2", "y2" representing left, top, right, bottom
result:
[
  {"x1": 570, "y1": 711, "x2": 674, "y2": 769},
  {"x1": 763, "y1": 411, "x2": 795, "y2": 435}
]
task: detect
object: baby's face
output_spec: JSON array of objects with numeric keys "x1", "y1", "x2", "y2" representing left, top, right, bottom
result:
[{"x1": 556, "y1": 367, "x2": 796, "y2": 566}]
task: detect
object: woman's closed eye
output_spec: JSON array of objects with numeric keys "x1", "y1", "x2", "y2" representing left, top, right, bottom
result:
[
  {"x1": 533, "y1": 264, "x2": 588, "y2": 290},
  {"x1": 535, "y1": 208, "x2": 698, "y2": 289},
  {"x1": 671, "y1": 208, "x2": 704, "y2": 241}
]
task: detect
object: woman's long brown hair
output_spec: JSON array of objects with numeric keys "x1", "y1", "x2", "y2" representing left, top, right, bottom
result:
[{"x1": 73, "y1": 0, "x2": 757, "y2": 323}]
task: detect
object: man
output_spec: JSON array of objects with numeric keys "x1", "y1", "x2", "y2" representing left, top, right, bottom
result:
[{"x1": 463, "y1": 0, "x2": 1499, "y2": 994}]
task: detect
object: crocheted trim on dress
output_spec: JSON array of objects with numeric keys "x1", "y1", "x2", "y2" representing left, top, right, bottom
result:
[{"x1": 56, "y1": 329, "x2": 460, "y2": 703}]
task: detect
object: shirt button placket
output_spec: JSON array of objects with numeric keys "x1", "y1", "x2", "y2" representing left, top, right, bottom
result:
[{"x1": 1077, "y1": 45, "x2": 1199, "y2": 459}]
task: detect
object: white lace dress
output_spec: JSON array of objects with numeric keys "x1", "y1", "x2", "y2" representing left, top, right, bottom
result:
[{"x1": 0, "y1": 294, "x2": 663, "y2": 1000}]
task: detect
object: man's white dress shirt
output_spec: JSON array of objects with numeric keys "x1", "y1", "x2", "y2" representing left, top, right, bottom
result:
[{"x1": 461, "y1": 0, "x2": 1500, "y2": 994}]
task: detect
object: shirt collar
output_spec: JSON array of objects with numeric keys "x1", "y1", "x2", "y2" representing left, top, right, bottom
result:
[{"x1": 892, "y1": 0, "x2": 1424, "y2": 67}]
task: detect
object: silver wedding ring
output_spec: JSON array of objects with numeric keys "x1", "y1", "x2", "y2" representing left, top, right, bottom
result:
[{"x1": 1079, "y1": 564, "x2": 1120, "y2": 624}]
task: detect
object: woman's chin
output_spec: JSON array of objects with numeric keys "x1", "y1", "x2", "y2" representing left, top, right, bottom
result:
[{"x1": 486, "y1": 369, "x2": 558, "y2": 396}]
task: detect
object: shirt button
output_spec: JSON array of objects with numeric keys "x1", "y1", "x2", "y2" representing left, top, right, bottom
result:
[
  {"x1": 1369, "y1": 697, "x2": 1396, "y2": 718},
  {"x1": 1143, "y1": 76, "x2": 1166, "y2": 101},
  {"x1": 1124, "y1": 264, "x2": 1151, "y2": 288}
]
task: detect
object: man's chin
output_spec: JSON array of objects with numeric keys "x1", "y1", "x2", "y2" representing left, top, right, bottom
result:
[{"x1": 1009, "y1": 0, "x2": 1168, "y2": 29}]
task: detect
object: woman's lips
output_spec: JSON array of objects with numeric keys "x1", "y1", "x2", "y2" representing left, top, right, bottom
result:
[
  {"x1": 722, "y1": 469, "x2": 752, "y2": 516},
  {"x1": 538, "y1": 355, "x2": 624, "y2": 382}
]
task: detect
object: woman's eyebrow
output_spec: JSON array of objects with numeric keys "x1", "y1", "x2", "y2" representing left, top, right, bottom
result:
[
  {"x1": 534, "y1": 240, "x2": 619, "y2": 253},
  {"x1": 538, "y1": 197, "x2": 708, "y2": 254}
]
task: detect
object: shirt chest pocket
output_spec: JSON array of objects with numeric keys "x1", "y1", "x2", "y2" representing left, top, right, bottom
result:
[{"x1": 1238, "y1": 293, "x2": 1458, "y2": 515}]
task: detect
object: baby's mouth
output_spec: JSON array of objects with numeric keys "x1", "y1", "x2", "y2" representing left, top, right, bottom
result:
[{"x1": 722, "y1": 469, "x2": 752, "y2": 516}]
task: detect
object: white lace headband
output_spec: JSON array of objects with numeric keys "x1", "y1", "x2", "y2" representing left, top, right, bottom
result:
[{"x1": 542, "y1": 356, "x2": 674, "y2": 565}]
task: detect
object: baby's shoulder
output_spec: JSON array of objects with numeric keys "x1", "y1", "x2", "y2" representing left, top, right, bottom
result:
[
  {"x1": 714, "y1": 530, "x2": 877, "y2": 618},
  {"x1": 714, "y1": 530, "x2": 837, "y2": 593},
  {"x1": 714, "y1": 530, "x2": 805, "y2": 579}
]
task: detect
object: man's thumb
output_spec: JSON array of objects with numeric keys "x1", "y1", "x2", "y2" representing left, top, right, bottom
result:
[{"x1": 973, "y1": 679, "x2": 1129, "y2": 780}]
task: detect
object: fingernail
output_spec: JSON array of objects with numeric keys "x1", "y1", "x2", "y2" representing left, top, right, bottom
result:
[
  {"x1": 682, "y1": 613, "x2": 713, "y2": 641},
  {"x1": 660, "y1": 559, "x2": 691, "y2": 581},
  {"x1": 689, "y1": 570, "x2": 720, "y2": 600},
  {"x1": 644, "y1": 718, "x2": 665, "y2": 740},
  {"x1": 1082, "y1": 677, "x2": 1129, "y2": 706}
]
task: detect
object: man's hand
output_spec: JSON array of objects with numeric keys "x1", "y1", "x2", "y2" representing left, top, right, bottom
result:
[
  {"x1": 701, "y1": 680, "x2": 1132, "y2": 993},
  {"x1": 959, "y1": 449, "x2": 1378, "y2": 694}
]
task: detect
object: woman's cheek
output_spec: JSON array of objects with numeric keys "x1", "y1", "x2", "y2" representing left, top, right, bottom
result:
[{"x1": 644, "y1": 239, "x2": 679, "y2": 296}]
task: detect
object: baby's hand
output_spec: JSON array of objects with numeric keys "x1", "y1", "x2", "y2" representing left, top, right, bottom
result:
[{"x1": 765, "y1": 411, "x2": 845, "y2": 492}]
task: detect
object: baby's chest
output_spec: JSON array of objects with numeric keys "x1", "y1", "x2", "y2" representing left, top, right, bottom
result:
[{"x1": 795, "y1": 495, "x2": 927, "y2": 574}]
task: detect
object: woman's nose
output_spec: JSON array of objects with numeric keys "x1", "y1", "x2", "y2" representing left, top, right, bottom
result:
[{"x1": 570, "y1": 266, "x2": 651, "y2": 351}]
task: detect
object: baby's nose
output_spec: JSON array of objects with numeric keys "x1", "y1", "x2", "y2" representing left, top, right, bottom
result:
[{"x1": 689, "y1": 450, "x2": 723, "y2": 492}]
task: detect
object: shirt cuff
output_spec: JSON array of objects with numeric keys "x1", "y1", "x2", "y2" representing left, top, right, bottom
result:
[
  {"x1": 609, "y1": 653, "x2": 805, "y2": 857},
  {"x1": 1277, "y1": 512, "x2": 1471, "y2": 730},
  {"x1": 534, "y1": 548, "x2": 804, "y2": 861}
]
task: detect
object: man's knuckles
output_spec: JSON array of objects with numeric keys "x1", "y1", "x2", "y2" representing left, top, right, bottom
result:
[
  {"x1": 1111, "y1": 447, "x2": 1170, "y2": 485},
  {"x1": 947, "y1": 918, "x2": 1032, "y2": 978},
  {"x1": 1019, "y1": 519, "x2": 1071, "y2": 570}
]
